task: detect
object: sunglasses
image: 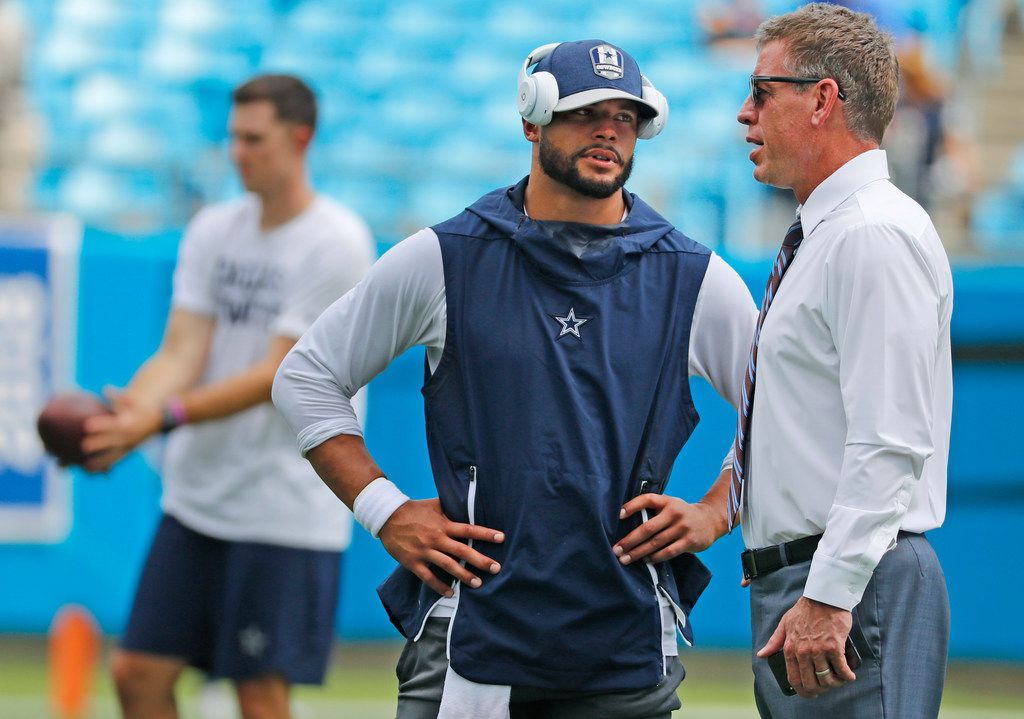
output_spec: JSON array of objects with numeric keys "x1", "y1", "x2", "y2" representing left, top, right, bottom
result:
[{"x1": 749, "y1": 75, "x2": 847, "y2": 104}]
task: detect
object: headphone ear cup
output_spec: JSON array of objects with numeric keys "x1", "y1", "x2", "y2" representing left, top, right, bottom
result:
[
  {"x1": 520, "y1": 70, "x2": 559, "y2": 126},
  {"x1": 517, "y1": 77, "x2": 538, "y2": 119},
  {"x1": 637, "y1": 83, "x2": 668, "y2": 140}
]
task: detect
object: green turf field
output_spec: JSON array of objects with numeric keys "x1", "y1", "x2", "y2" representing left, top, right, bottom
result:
[{"x1": 1, "y1": 636, "x2": 1022, "y2": 718}]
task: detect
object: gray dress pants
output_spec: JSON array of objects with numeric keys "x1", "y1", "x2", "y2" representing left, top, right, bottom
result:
[{"x1": 750, "y1": 533, "x2": 950, "y2": 719}]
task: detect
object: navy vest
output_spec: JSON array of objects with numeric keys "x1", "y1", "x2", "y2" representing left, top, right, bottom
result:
[{"x1": 378, "y1": 179, "x2": 713, "y2": 691}]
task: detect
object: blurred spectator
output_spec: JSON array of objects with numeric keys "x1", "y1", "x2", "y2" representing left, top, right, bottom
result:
[
  {"x1": 699, "y1": 0, "x2": 764, "y2": 55},
  {"x1": 828, "y1": 0, "x2": 980, "y2": 251},
  {"x1": 884, "y1": 37, "x2": 980, "y2": 251},
  {"x1": 888, "y1": 42, "x2": 977, "y2": 196},
  {"x1": 0, "y1": 0, "x2": 41, "y2": 212}
]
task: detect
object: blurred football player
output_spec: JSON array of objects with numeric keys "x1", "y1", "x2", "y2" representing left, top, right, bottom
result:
[{"x1": 83, "y1": 74, "x2": 375, "y2": 719}]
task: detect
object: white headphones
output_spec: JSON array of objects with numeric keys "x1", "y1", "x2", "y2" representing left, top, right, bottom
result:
[{"x1": 516, "y1": 42, "x2": 668, "y2": 140}]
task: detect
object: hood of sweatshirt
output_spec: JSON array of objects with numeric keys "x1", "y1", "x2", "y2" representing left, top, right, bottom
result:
[{"x1": 465, "y1": 176, "x2": 677, "y2": 283}]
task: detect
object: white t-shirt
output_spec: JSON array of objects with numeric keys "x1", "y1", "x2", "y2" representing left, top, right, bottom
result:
[{"x1": 162, "y1": 194, "x2": 375, "y2": 551}]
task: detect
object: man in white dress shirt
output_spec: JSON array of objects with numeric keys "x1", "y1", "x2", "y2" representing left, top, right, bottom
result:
[{"x1": 664, "y1": 4, "x2": 952, "y2": 717}]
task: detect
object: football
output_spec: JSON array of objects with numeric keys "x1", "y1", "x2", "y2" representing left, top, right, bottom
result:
[{"x1": 36, "y1": 392, "x2": 112, "y2": 467}]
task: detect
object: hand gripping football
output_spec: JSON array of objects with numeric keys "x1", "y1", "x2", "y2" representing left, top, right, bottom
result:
[{"x1": 36, "y1": 392, "x2": 111, "y2": 467}]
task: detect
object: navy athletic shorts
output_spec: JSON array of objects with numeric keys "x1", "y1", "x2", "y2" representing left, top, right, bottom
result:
[{"x1": 121, "y1": 513, "x2": 342, "y2": 685}]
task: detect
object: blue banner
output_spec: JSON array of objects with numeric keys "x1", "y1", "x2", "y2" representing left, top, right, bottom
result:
[{"x1": 0, "y1": 215, "x2": 82, "y2": 542}]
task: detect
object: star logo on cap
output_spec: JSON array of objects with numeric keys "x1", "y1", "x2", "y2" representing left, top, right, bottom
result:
[
  {"x1": 590, "y1": 45, "x2": 624, "y2": 80},
  {"x1": 550, "y1": 307, "x2": 591, "y2": 341}
]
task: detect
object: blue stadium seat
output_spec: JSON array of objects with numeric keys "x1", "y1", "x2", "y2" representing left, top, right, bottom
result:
[
  {"x1": 675, "y1": 197, "x2": 725, "y2": 250},
  {"x1": 285, "y1": 0, "x2": 384, "y2": 22},
  {"x1": 643, "y1": 50, "x2": 752, "y2": 110},
  {"x1": 379, "y1": 1, "x2": 467, "y2": 47},
  {"x1": 350, "y1": 38, "x2": 451, "y2": 95},
  {"x1": 18, "y1": 0, "x2": 987, "y2": 252},
  {"x1": 319, "y1": 174, "x2": 407, "y2": 242},
  {"x1": 370, "y1": 89, "x2": 454, "y2": 148},
  {"x1": 972, "y1": 189, "x2": 1024, "y2": 254},
  {"x1": 905, "y1": 0, "x2": 965, "y2": 73},
  {"x1": 56, "y1": 164, "x2": 177, "y2": 233},
  {"x1": 579, "y1": 9, "x2": 701, "y2": 53},
  {"x1": 139, "y1": 32, "x2": 255, "y2": 87},
  {"x1": 35, "y1": 27, "x2": 137, "y2": 80},
  {"x1": 51, "y1": 0, "x2": 155, "y2": 51},
  {"x1": 427, "y1": 133, "x2": 525, "y2": 185},
  {"x1": 285, "y1": 0, "x2": 368, "y2": 34},
  {"x1": 406, "y1": 179, "x2": 490, "y2": 229},
  {"x1": 158, "y1": 0, "x2": 271, "y2": 60},
  {"x1": 449, "y1": 45, "x2": 508, "y2": 97},
  {"x1": 263, "y1": 4, "x2": 366, "y2": 63},
  {"x1": 187, "y1": 149, "x2": 242, "y2": 205},
  {"x1": 86, "y1": 121, "x2": 169, "y2": 169},
  {"x1": 481, "y1": 7, "x2": 557, "y2": 50},
  {"x1": 69, "y1": 73, "x2": 142, "y2": 126},
  {"x1": 13, "y1": 0, "x2": 53, "y2": 36}
]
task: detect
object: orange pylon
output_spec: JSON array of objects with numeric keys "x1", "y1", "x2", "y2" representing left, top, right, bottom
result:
[{"x1": 49, "y1": 605, "x2": 101, "y2": 719}]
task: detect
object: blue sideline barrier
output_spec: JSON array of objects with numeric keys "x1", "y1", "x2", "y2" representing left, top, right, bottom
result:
[{"x1": 0, "y1": 226, "x2": 1021, "y2": 660}]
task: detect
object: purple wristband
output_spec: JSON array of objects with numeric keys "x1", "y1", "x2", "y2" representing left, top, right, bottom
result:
[{"x1": 160, "y1": 397, "x2": 188, "y2": 433}]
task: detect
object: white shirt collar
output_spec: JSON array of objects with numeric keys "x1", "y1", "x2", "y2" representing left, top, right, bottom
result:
[{"x1": 796, "y1": 148, "x2": 890, "y2": 237}]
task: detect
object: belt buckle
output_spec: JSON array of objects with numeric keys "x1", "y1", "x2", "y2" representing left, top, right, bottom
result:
[{"x1": 742, "y1": 550, "x2": 758, "y2": 581}]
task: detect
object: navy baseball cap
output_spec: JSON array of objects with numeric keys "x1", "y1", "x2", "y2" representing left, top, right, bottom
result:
[{"x1": 533, "y1": 40, "x2": 659, "y2": 119}]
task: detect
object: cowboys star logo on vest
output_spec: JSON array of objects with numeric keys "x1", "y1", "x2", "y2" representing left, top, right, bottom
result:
[
  {"x1": 590, "y1": 45, "x2": 624, "y2": 80},
  {"x1": 550, "y1": 307, "x2": 591, "y2": 341}
]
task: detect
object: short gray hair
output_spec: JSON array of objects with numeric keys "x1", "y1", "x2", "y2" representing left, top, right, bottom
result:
[{"x1": 755, "y1": 3, "x2": 899, "y2": 143}]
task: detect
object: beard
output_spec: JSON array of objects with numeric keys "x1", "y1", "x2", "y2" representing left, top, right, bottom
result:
[{"x1": 538, "y1": 138, "x2": 633, "y2": 199}]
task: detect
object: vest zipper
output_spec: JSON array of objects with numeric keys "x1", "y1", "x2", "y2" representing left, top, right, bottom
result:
[
  {"x1": 639, "y1": 479, "x2": 670, "y2": 672},
  {"x1": 637, "y1": 481, "x2": 661, "y2": 588},
  {"x1": 466, "y1": 465, "x2": 478, "y2": 528},
  {"x1": 413, "y1": 465, "x2": 478, "y2": 644},
  {"x1": 443, "y1": 465, "x2": 477, "y2": 658}
]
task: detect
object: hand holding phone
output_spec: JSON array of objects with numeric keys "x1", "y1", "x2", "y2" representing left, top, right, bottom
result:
[{"x1": 765, "y1": 635, "x2": 862, "y2": 695}]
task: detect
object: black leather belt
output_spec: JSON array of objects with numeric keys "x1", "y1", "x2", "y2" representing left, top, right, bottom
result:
[
  {"x1": 741, "y1": 534, "x2": 823, "y2": 581},
  {"x1": 742, "y1": 530, "x2": 921, "y2": 581}
]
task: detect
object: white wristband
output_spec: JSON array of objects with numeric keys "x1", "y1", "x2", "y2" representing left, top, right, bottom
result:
[{"x1": 353, "y1": 477, "x2": 410, "y2": 538}]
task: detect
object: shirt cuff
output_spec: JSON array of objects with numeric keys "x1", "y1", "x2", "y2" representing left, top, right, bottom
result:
[
  {"x1": 802, "y1": 551, "x2": 873, "y2": 611},
  {"x1": 720, "y1": 445, "x2": 735, "y2": 473},
  {"x1": 296, "y1": 417, "x2": 363, "y2": 455}
]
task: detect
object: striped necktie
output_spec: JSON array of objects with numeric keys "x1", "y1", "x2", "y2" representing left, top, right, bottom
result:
[{"x1": 727, "y1": 218, "x2": 804, "y2": 531}]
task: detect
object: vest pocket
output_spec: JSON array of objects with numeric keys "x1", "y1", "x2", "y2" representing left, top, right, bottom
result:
[
  {"x1": 633, "y1": 478, "x2": 712, "y2": 648},
  {"x1": 656, "y1": 584, "x2": 692, "y2": 647},
  {"x1": 413, "y1": 465, "x2": 479, "y2": 643},
  {"x1": 635, "y1": 479, "x2": 670, "y2": 657},
  {"x1": 442, "y1": 465, "x2": 478, "y2": 657}
]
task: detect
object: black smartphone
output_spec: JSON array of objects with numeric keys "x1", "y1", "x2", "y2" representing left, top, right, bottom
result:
[
  {"x1": 844, "y1": 635, "x2": 862, "y2": 670},
  {"x1": 766, "y1": 636, "x2": 863, "y2": 695},
  {"x1": 766, "y1": 648, "x2": 796, "y2": 695}
]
